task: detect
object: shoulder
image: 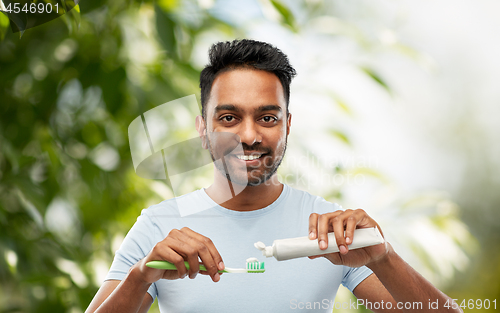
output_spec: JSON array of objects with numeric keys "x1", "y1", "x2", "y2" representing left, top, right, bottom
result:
[
  {"x1": 284, "y1": 185, "x2": 343, "y2": 215},
  {"x1": 126, "y1": 189, "x2": 210, "y2": 241},
  {"x1": 141, "y1": 189, "x2": 214, "y2": 219},
  {"x1": 142, "y1": 197, "x2": 181, "y2": 217}
]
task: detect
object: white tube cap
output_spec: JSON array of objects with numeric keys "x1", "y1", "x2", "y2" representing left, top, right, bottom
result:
[
  {"x1": 254, "y1": 241, "x2": 274, "y2": 258},
  {"x1": 263, "y1": 246, "x2": 274, "y2": 258}
]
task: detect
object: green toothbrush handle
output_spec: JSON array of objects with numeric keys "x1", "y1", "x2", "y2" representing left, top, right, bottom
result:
[{"x1": 146, "y1": 260, "x2": 224, "y2": 273}]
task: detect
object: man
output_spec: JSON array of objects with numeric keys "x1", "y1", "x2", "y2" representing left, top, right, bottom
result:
[{"x1": 86, "y1": 39, "x2": 461, "y2": 312}]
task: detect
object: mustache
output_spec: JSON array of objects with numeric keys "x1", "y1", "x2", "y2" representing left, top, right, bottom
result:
[
  {"x1": 240, "y1": 143, "x2": 272, "y2": 154},
  {"x1": 208, "y1": 138, "x2": 272, "y2": 156}
]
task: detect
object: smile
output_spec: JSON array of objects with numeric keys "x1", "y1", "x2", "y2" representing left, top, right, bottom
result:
[{"x1": 236, "y1": 154, "x2": 264, "y2": 161}]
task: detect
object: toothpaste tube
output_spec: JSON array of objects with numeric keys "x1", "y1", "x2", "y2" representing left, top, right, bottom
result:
[{"x1": 254, "y1": 227, "x2": 385, "y2": 261}]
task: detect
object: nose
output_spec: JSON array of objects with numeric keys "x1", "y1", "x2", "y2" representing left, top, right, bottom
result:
[{"x1": 238, "y1": 119, "x2": 262, "y2": 146}]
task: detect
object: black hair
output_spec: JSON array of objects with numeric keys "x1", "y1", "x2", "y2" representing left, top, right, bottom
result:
[{"x1": 199, "y1": 39, "x2": 296, "y2": 119}]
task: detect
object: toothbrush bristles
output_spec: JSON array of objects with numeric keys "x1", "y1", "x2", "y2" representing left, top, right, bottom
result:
[{"x1": 246, "y1": 261, "x2": 265, "y2": 273}]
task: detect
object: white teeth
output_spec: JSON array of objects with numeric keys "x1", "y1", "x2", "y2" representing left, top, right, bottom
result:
[{"x1": 236, "y1": 154, "x2": 263, "y2": 161}]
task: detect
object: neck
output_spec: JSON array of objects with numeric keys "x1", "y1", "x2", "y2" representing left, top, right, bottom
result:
[{"x1": 205, "y1": 175, "x2": 284, "y2": 212}]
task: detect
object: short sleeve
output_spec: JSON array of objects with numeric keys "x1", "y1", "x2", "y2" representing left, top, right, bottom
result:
[
  {"x1": 312, "y1": 197, "x2": 343, "y2": 215},
  {"x1": 341, "y1": 265, "x2": 373, "y2": 293},
  {"x1": 105, "y1": 209, "x2": 159, "y2": 300}
]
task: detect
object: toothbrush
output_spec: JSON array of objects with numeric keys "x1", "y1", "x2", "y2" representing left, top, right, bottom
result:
[{"x1": 146, "y1": 257, "x2": 265, "y2": 273}]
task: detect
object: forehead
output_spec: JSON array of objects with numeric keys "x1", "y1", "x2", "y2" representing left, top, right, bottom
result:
[{"x1": 206, "y1": 68, "x2": 286, "y2": 115}]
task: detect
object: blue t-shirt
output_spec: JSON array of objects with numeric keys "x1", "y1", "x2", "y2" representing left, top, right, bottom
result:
[{"x1": 105, "y1": 184, "x2": 373, "y2": 312}]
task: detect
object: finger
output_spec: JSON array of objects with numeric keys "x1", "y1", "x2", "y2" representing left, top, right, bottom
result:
[
  {"x1": 317, "y1": 214, "x2": 330, "y2": 250},
  {"x1": 376, "y1": 225, "x2": 384, "y2": 238},
  {"x1": 332, "y1": 209, "x2": 353, "y2": 255},
  {"x1": 199, "y1": 260, "x2": 213, "y2": 276},
  {"x1": 182, "y1": 227, "x2": 224, "y2": 270},
  {"x1": 354, "y1": 209, "x2": 376, "y2": 229},
  {"x1": 344, "y1": 209, "x2": 367, "y2": 246},
  {"x1": 181, "y1": 228, "x2": 222, "y2": 282},
  {"x1": 308, "y1": 213, "x2": 319, "y2": 239},
  {"x1": 317, "y1": 211, "x2": 342, "y2": 250},
  {"x1": 167, "y1": 229, "x2": 201, "y2": 279},
  {"x1": 199, "y1": 270, "x2": 224, "y2": 276},
  {"x1": 158, "y1": 237, "x2": 189, "y2": 279}
]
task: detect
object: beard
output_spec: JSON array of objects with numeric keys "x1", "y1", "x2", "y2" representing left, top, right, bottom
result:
[{"x1": 205, "y1": 133, "x2": 287, "y2": 187}]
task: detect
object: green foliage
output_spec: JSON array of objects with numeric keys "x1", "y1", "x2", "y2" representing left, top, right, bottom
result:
[
  {"x1": 1, "y1": 0, "x2": 494, "y2": 312},
  {"x1": 328, "y1": 129, "x2": 351, "y2": 146},
  {"x1": 270, "y1": 0, "x2": 297, "y2": 32},
  {"x1": 0, "y1": 1, "x2": 234, "y2": 311},
  {"x1": 360, "y1": 67, "x2": 391, "y2": 94}
]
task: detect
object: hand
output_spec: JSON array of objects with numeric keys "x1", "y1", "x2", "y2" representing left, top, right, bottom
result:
[
  {"x1": 134, "y1": 227, "x2": 225, "y2": 284},
  {"x1": 308, "y1": 209, "x2": 388, "y2": 268}
]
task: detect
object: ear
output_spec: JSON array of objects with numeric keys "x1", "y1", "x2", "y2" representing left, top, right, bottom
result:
[
  {"x1": 195, "y1": 115, "x2": 208, "y2": 149},
  {"x1": 286, "y1": 112, "x2": 292, "y2": 136}
]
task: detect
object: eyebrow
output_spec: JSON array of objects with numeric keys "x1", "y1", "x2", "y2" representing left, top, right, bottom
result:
[
  {"x1": 213, "y1": 104, "x2": 282, "y2": 115},
  {"x1": 214, "y1": 104, "x2": 241, "y2": 114},
  {"x1": 256, "y1": 104, "x2": 282, "y2": 113}
]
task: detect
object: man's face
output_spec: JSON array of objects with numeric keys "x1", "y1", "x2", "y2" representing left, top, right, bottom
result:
[{"x1": 198, "y1": 68, "x2": 291, "y2": 186}]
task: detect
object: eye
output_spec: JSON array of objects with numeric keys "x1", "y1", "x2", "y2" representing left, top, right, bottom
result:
[
  {"x1": 260, "y1": 116, "x2": 277, "y2": 123},
  {"x1": 220, "y1": 115, "x2": 237, "y2": 123}
]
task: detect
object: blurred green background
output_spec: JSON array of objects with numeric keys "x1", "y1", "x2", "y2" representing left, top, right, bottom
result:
[{"x1": 1, "y1": 0, "x2": 499, "y2": 312}]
